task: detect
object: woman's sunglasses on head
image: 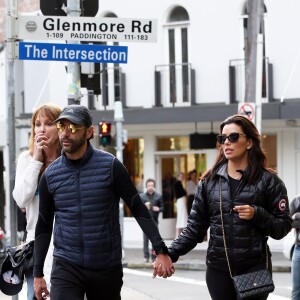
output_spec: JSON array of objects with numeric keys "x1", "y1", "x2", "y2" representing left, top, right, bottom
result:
[{"x1": 216, "y1": 133, "x2": 246, "y2": 144}]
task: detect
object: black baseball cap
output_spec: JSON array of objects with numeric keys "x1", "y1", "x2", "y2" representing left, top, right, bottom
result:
[
  {"x1": 54, "y1": 105, "x2": 92, "y2": 126},
  {"x1": 0, "y1": 255, "x2": 24, "y2": 296}
]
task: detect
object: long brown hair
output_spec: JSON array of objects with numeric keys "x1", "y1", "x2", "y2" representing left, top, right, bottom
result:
[{"x1": 204, "y1": 114, "x2": 267, "y2": 184}]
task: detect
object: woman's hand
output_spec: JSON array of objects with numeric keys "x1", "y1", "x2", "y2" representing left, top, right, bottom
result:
[
  {"x1": 233, "y1": 205, "x2": 255, "y2": 220},
  {"x1": 33, "y1": 133, "x2": 49, "y2": 162}
]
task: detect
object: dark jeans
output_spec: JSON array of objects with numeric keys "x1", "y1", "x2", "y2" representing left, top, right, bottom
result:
[
  {"x1": 143, "y1": 220, "x2": 158, "y2": 261},
  {"x1": 50, "y1": 257, "x2": 123, "y2": 300},
  {"x1": 206, "y1": 267, "x2": 269, "y2": 300}
]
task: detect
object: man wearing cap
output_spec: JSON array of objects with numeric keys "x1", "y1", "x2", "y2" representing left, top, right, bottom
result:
[{"x1": 33, "y1": 105, "x2": 174, "y2": 300}]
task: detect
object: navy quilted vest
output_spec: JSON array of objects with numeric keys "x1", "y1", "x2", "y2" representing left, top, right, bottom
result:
[{"x1": 44, "y1": 143, "x2": 122, "y2": 269}]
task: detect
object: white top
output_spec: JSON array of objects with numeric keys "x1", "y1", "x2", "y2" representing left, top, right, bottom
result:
[
  {"x1": 186, "y1": 180, "x2": 197, "y2": 196},
  {"x1": 12, "y1": 150, "x2": 53, "y2": 285},
  {"x1": 12, "y1": 150, "x2": 43, "y2": 242}
]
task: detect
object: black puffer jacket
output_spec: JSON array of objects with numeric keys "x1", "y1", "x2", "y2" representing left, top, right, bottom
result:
[{"x1": 168, "y1": 164, "x2": 292, "y2": 275}]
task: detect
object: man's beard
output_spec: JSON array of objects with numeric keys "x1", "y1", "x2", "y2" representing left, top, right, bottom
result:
[{"x1": 60, "y1": 134, "x2": 86, "y2": 154}]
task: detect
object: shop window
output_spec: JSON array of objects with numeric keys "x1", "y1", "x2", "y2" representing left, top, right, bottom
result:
[
  {"x1": 123, "y1": 138, "x2": 144, "y2": 217},
  {"x1": 157, "y1": 136, "x2": 189, "y2": 151},
  {"x1": 261, "y1": 134, "x2": 277, "y2": 170}
]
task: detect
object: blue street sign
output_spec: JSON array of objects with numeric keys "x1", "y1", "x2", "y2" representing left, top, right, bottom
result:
[{"x1": 18, "y1": 42, "x2": 128, "y2": 64}]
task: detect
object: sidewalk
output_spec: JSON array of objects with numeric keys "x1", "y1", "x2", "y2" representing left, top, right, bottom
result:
[
  {"x1": 123, "y1": 240, "x2": 291, "y2": 273},
  {"x1": 123, "y1": 249, "x2": 291, "y2": 273}
]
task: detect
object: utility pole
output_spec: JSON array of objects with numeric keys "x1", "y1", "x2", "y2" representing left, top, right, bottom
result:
[
  {"x1": 65, "y1": 0, "x2": 82, "y2": 105},
  {"x1": 244, "y1": 0, "x2": 264, "y2": 103},
  {"x1": 255, "y1": 34, "x2": 263, "y2": 133},
  {"x1": 6, "y1": 0, "x2": 18, "y2": 299},
  {"x1": 244, "y1": 0, "x2": 264, "y2": 133}
]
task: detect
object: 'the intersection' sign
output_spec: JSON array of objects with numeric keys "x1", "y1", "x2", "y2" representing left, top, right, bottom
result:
[
  {"x1": 18, "y1": 42, "x2": 128, "y2": 63},
  {"x1": 17, "y1": 16, "x2": 157, "y2": 43}
]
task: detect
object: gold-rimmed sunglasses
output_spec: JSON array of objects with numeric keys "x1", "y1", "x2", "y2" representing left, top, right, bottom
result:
[{"x1": 56, "y1": 122, "x2": 85, "y2": 134}]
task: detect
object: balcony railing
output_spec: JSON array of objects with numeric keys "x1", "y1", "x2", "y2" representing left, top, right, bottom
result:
[
  {"x1": 229, "y1": 57, "x2": 273, "y2": 103},
  {"x1": 155, "y1": 63, "x2": 195, "y2": 107},
  {"x1": 101, "y1": 65, "x2": 126, "y2": 110}
]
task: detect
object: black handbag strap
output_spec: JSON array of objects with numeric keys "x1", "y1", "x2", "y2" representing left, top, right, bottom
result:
[{"x1": 219, "y1": 178, "x2": 268, "y2": 278}]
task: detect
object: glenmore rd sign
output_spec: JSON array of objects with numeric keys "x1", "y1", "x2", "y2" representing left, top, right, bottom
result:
[
  {"x1": 17, "y1": 42, "x2": 128, "y2": 63},
  {"x1": 17, "y1": 16, "x2": 157, "y2": 43}
]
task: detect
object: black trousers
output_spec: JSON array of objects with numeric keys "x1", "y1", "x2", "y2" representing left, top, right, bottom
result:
[
  {"x1": 206, "y1": 267, "x2": 269, "y2": 300},
  {"x1": 50, "y1": 257, "x2": 123, "y2": 300}
]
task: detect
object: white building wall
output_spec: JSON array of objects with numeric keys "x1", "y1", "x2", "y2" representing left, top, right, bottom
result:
[
  {"x1": 0, "y1": 50, "x2": 6, "y2": 127},
  {"x1": 143, "y1": 135, "x2": 156, "y2": 185},
  {"x1": 279, "y1": 131, "x2": 298, "y2": 200},
  {"x1": 23, "y1": 60, "x2": 68, "y2": 111},
  {"x1": 96, "y1": 0, "x2": 300, "y2": 105},
  {"x1": 3, "y1": 0, "x2": 299, "y2": 111},
  {"x1": 98, "y1": 0, "x2": 243, "y2": 106},
  {"x1": 265, "y1": 0, "x2": 300, "y2": 100},
  {"x1": 0, "y1": 0, "x2": 298, "y2": 114}
]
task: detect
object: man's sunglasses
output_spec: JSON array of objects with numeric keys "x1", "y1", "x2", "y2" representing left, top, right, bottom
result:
[
  {"x1": 216, "y1": 132, "x2": 246, "y2": 144},
  {"x1": 56, "y1": 122, "x2": 84, "y2": 134}
]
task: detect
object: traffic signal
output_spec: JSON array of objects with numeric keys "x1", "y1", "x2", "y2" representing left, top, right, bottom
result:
[
  {"x1": 81, "y1": 62, "x2": 101, "y2": 95},
  {"x1": 99, "y1": 122, "x2": 112, "y2": 147},
  {"x1": 40, "y1": 0, "x2": 98, "y2": 16}
]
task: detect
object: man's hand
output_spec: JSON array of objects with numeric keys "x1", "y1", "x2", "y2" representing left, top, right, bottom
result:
[
  {"x1": 34, "y1": 277, "x2": 49, "y2": 300},
  {"x1": 152, "y1": 206, "x2": 160, "y2": 212},
  {"x1": 152, "y1": 254, "x2": 175, "y2": 279}
]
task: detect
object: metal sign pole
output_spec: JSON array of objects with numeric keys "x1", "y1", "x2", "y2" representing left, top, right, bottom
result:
[
  {"x1": 114, "y1": 101, "x2": 125, "y2": 258},
  {"x1": 67, "y1": 0, "x2": 82, "y2": 105},
  {"x1": 6, "y1": 0, "x2": 18, "y2": 299}
]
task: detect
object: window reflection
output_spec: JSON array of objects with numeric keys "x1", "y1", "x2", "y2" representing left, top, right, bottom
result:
[{"x1": 157, "y1": 136, "x2": 189, "y2": 151}]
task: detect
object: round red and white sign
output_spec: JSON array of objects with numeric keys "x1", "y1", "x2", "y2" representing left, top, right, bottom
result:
[{"x1": 238, "y1": 103, "x2": 255, "y2": 121}]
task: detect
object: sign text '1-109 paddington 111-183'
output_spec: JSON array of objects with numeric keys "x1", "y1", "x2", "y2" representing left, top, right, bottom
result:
[{"x1": 16, "y1": 16, "x2": 158, "y2": 43}]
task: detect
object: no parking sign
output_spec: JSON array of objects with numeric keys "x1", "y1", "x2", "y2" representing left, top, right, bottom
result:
[{"x1": 238, "y1": 103, "x2": 256, "y2": 123}]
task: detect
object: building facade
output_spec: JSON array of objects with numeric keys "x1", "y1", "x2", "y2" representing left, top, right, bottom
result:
[{"x1": 1, "y1": 0, "x2": 300, "y2": 242}]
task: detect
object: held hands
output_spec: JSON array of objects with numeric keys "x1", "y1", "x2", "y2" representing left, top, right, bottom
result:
[
  {"x1": 152, "y1": 254, "x2": 175, "y2": 279},
  {"x1": 34, "y1": 277, "x2": 49, "y2": 300},
  {"x1": 233, "y1": 205, "x2": 255, "y2": 220}
]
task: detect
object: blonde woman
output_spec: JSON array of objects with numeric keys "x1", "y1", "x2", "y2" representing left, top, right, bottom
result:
[{"x1": 13, "y1": 103, "x2": 61, "y2": 300}]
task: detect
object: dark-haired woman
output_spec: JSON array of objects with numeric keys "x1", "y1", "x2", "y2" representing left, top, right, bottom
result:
[{"x1": 153, "y1": 114, "x2": 292, "y2": 299}]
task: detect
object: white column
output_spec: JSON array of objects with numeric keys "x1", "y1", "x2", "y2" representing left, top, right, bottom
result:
[
  {"x1": 278, "y1": 131, "x2": 296, "y2": 199},
  {"x1": 143, "y1": 134, "x2": 156, "y2": 187}
]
